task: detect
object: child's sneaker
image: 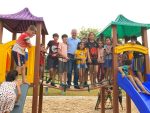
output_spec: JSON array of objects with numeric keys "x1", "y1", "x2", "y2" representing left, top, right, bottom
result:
[
  {"x1": 51, "y1": 82, "x2": 56, "y2": 87},
  {"x1": 46, "y1": 78, "x2": 52, "y2": 84},
  {"x1": 66, "y1": 85, "x2": 70, "y2": 89},
  {"x1": 60, "y1": 83, "x2": 65, "y2": 88},
  {"x1": 83, "y1": 81, "x2": 88, "y2": 87},
  {"x1": 79, "y1": 82, "x2": 83, "y2": 89}
]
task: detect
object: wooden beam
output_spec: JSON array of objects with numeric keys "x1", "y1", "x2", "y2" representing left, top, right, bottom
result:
[
  {"x1": 12, "y1": 32, "x2": 17, "y2": 40},
  {"x1": 141, "y1": 28, "x2": 150, "y2": 74},
  {"x1": 38, "y1": 33, "x2": 45, "y2": 113},
  {"x1": 126, "y1": 94, "x2": 131, "y2": 113},
  {"x1": 0, "y1": 21, "x2": 3, "y2": 43},
  {"x1": 101, "y1": 87, "x2": 105, "y2": 113},
  {"x1": 11, "y1": 32, "x2": 17, "y2": 70},
  {"x1": 32, "y1": 23, "x2": 42, "y2": 113},
  {"x1": 38, "y1": 83, "x2": 43, "y2": 113},
  {"x1": 112, "y1": 25, "x2": 119, "y2": 113},
  {"x1": 42, "y1": 33, "x2": 45, "y2": 46}
]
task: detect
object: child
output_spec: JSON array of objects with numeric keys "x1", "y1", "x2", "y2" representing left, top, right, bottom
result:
[
  {"x1": 57, "y1": 34, "x2": 69, "y2": 87},
  {"x1": 81, "y1": 37, "x2": 88, "y2": 44},
  {"x1": 118, "y1": 60, "x2": 150, "y2": 95},
  {"x1": 87, "y1": 32, "x2": 99, "y2": 87},
  {"x1": 12, "y1": 25, "x2": 37, "y2": 83},
  {"x1": 104, "y1": 38, "x2": 112, "y2": 81},
  {"x1": 0, "y1": 70, "x2": 21, "y2": 113},
  {"x1": 40, "y1": 44, "x2": 46, "y2": 80},
  {"x1": 46, "y1": 33, "x2": 59, "y2": 86},
  {"x1": 131, "y1": 36, "x2": 144, "y2": 82},
  {"x1": 118, "y1": 54, "x2": 123, "y2": 66},
  {"x1": 97, "y1": 40, "x2": 105, "y2": 83},
  {"x1": 105, "y1": 87, "x2": 113, "y2": 108},
  {"x1": 75, "y1": 42, "x2": 88, "y2": 88},
  {"x1": 81, "y1": 37, "x2": 89, "y2": 87}
]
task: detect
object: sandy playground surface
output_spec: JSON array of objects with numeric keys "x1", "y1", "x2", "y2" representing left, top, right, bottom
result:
[{"x1": 24, "y1": 96, "x2": 139, "y2": 113}]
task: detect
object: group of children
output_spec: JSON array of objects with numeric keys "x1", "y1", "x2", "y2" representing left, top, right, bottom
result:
[
  {"x1": 41, "y1": 31, "x2": 114, "y2": 89},
  {"x1": 42, "y1": 31, "x2": 149, "y2": 91}
]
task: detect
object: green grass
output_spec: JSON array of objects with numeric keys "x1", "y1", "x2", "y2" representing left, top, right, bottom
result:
[
  {"x1": 27, "y1": 87, "x2": 100, "y2": 96},
  {"x1": 27, "y1": 86, "x2": 127, "y2": 96}
]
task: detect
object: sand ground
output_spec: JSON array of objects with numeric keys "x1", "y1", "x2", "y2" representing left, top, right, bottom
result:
[{"x1": 24, "y1": 96, "x2": 139, "y2": 113}]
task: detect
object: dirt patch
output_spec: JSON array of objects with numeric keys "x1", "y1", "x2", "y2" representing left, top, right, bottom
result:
[{"x1": 24, "y1": 96, "x2": 139, "y2": 113}]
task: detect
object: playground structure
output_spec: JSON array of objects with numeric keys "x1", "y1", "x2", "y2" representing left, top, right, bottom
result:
[
  {"x1": 97, "y1": 15, "x2": 150, "y2": 113},
  {"x1": 0, "y1": 8, "x2": 150, "y2": 113},
  {"x1": 0, "y1": 8, "x2": 48, "y2": 113}
]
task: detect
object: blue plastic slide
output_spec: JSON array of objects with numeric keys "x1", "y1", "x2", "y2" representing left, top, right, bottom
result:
[
  {"x1": 117, "y1": 73, "x2": 150, "y2": 113},
  {"x1": 11, "y1": 84, "x2": 29, "y2": 113}
]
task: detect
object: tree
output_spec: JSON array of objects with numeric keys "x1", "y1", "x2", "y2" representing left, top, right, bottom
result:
[{"x1": 78, "y1": 27, "x2": 100, "y2": 39}]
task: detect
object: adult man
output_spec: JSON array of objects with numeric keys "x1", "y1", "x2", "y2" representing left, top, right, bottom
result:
[{"x1": 67, "y1": 29, "x2": 80, "y2": 89}]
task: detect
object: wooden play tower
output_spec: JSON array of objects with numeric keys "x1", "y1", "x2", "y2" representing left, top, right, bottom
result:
[
  {"x1": 0, "y1": 8, "x2": 48, "y2": 113},
  {"x1": 98, "y1": 15, "x2": 150, "y2": 113}
]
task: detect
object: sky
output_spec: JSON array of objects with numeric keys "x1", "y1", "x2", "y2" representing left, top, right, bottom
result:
[{"x1": 0, "y1": 0, "x2": 150, "y2": 47}]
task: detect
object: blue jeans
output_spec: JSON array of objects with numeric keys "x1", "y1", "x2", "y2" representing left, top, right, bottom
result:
[{"x1": 67, "y1": 54, "x2": 78, "y2": 86}]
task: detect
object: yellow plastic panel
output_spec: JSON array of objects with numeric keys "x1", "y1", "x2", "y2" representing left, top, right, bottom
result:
[
  {"x1": 115, "y1": 43, "x2": 148, "y2": 54},
  {"x1": 26, "y1": 46, "x2": 35, "y2": 83},
  {"x1": 0, "y1": 40, "x2": 16, "y2": 83}
]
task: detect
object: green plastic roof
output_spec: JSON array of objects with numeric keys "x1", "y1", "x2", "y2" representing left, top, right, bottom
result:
[{"x1": 97, "y1": 15, "x2": 150, "y2": 38}]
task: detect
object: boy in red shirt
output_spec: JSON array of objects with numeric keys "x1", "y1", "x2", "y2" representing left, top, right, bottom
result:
[
  {"x1": 12, "y1": 25, "x2": 37, "y2": 83},
  {"x1": 40, "y1": 44, "x2": 46, "y2": 80}
]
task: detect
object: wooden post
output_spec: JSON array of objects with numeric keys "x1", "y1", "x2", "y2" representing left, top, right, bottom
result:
[
  {"x1": 38, "y1": 83, "x2": 43, "y2": 113},
  {"x1": 141, "y1": 28, "x2": 150, "y2": 74},
  {"x1": 101, "y1": 86, "x2": 105, "y2": 113},
  {"x1": 42, "y1": 33, "x2": 45, "y2": 46},
  {"x1": 0, "y1": 21, "x2": 3, "y2": 43},
  {"x1": 125, "y1": 28, "x2": 131, "y2": 113},
  {"x1": 32, "y1": 23, "x2": 42, "y2": 113},
  {"x1": 11, "y1": 32, "x2": 17, "y2": 70},
  {"x1": 112, "y1": 25, "x2": 119, "y2": 113},
  {"x1": 126, "y1": 94, "x2": 131, "y2": 113},
  {"x1": 38, "y1": 33, "x2": 45, "y2": 113},
  {"x1": 12, "y1": 32, "x2": 17, "y2": 40}
]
